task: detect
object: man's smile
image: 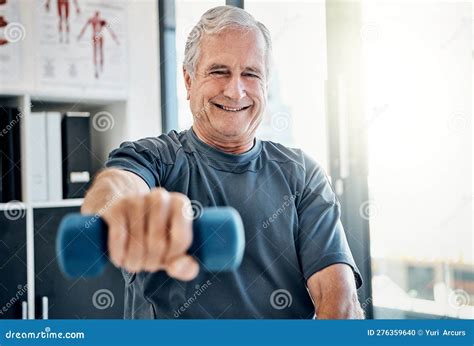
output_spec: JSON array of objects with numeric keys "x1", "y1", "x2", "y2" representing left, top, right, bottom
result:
[{"x1": 211, "y1": 101, "x2": 252, "y2": 112}]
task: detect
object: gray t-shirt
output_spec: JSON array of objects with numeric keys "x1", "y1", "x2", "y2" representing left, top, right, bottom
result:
[{"x1": 105, "y1": 128, "x2": 362, "y2": 319}]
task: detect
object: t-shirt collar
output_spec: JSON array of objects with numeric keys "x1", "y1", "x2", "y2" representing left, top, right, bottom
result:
[{"x1": 187, "y1": 127, "x2": 262, "y2": 164}]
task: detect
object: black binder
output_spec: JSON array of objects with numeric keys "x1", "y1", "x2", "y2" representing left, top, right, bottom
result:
[
  {"x1": 0, "y1": 107, "x2": 22, "y2": 202},
  {"x1": 61, "y1": 112, "x2": 92, "y2": 199}
]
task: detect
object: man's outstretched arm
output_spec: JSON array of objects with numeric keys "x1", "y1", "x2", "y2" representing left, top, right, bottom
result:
[
  {"x1": 80, "y1": 167, "x2": 199, "y2": 280},
  {"x1": 81, "y1": 168, "x2": 149, "y2": 215}
]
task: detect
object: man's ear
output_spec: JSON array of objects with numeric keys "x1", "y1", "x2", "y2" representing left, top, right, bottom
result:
[{"x1": 183, "y1": 67, "x2": 192, "y2": 100}]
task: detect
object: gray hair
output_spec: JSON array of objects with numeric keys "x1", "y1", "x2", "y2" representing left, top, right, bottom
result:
[{"x1": 183, "y1": 5, "x2": 272, "y2": 79}]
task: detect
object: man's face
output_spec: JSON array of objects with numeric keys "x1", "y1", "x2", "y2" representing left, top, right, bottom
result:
[{"x1": 184, "y1": 27, "x2": 268, "y2": 143}]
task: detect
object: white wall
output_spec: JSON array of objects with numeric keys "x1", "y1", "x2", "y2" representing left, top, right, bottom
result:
[{"x1": 125, "y1": 0, "x2": 161, "y2": 141}]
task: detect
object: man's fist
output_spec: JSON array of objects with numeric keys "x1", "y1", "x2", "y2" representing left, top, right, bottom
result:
[{"x1": 101, "y1": 188, "x2": 199, "y2": 281}]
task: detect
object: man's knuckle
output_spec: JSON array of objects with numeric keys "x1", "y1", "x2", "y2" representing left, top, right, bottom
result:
[{"x1": 170, "y1": 192, "x2": 189, "y2": 208}]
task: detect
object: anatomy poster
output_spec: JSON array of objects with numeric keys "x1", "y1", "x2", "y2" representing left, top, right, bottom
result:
[
  {"x1": 35, "y1": 0, "x2": 127, "y2": 94},
  {"x1": 0, "y1": 0, "x2": 23, "y2": 88}
]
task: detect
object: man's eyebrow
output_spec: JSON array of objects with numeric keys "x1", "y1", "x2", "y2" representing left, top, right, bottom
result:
[{"x1": 206, "y1": 64, "x2": 229, "y2": 71}]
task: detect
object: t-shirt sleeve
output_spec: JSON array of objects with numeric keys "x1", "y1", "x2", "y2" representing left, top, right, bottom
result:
[
  {"x1": 296, "y1": 154, "x2": 363, "y2": 289},
  {"x1": 104, "y1": 138, "x2": 162, "y2": 189}
]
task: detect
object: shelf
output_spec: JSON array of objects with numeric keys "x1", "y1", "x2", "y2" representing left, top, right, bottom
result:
[
  {"x1": 1, "y1": 199, "x2": 84, "y2": 209},
  {"x1": 30, "y1": 199, "x2": 84, "y2": 209},
  {"x1": 0, "y1": 0, "x2": 159, "y2": 319},
  {"x1": 0, "y1": 201, "x2": 27, "y2": 210},
  {"x1": 29, "y1": 92, "x2": 128, "y2": 105},
  {"x1": 0, "y1": 90, "x2": 128, "y2": 105}
]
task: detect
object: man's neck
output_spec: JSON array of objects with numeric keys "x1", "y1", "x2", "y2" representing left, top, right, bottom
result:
[{"x1": 192, "y1": 126, "x2": 255, "y2": 154}]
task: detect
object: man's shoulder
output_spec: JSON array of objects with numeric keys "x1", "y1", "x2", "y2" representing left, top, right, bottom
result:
[
  {"x1": 156, "y1": 129, "x2": 188, "y2": 148},
  {"x1": 260, "y1": 139, "x2": 321, "y2": 173},
  {"x1": 125, "y1": 130, "x2": 187, "y2": 164}
]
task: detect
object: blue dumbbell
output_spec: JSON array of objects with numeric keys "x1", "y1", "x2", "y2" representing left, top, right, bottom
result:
[{"x1": 56, "y1": 207, "x2": 245, "y2": 278}]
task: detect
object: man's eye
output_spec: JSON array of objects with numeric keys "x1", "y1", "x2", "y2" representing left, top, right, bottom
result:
[
  {"x1": 244, "y1": 73, "x2": 259, "y2": 78},
  {"x1": 210, "y1": 71, "x2": 227, "y2": 75}
]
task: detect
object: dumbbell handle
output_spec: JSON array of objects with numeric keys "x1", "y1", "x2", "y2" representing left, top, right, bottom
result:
[{"x1": 56, "y1": 207, "x2": 245, "y2": 278}]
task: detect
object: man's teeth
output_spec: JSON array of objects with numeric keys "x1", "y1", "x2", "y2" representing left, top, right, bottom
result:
[{"x1": 215, "y1": 104, "x2": 247, "y2": 112}]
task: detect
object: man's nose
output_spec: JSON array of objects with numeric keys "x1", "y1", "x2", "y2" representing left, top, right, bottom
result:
[{"x1": 223, "y1": 76, "x2": 246, "y2": 101}]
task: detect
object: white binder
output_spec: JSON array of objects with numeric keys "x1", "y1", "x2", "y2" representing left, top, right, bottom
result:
[
  {"x1": 46, "y1": 112, "x2": 63, "y2": 201},
  {"x1": 28, "y1": 112, "x2": 48, "y2": 202}
]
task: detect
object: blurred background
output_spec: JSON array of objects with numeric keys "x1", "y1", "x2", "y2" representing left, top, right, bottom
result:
[{"x1": 0, "y1": 0, "x2": 471, "y2": 320}]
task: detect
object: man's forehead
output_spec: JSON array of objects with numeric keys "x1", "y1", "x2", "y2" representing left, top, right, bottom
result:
[
  {"x1": 194, "y1": 27, "x2": 267, "y2": 73},
  {"x1": 201, "y1": 28, "x2": 265, "y2": 52},
  {"x1": 202, "y1": 25, "x2": 264, "y2": 44}
]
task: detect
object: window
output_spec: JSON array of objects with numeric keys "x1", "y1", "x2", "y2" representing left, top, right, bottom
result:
[
  {"x1": 169, "y1": 1, "x2": 473, "y2": 319},
  {"x1": 362, "y1": 1, "x2": 473, "y2": 318}
]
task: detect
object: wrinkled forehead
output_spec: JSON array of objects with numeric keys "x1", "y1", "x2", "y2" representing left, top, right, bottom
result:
[{"x1": 197, "y1": 27, "x2": 267, "y2": 75}]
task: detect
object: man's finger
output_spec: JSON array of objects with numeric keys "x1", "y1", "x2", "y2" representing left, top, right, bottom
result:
[
  {"x1": 166, "y1": 255, "x2": 200, "y2": 281},
  {"x1": 144, "y1": 188, "x2": 171, "y2": 272}
]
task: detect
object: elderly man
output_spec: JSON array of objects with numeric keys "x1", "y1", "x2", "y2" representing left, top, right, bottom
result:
[{"x1": 82, "y1": 5, "x2": 364, "y2": 319}]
